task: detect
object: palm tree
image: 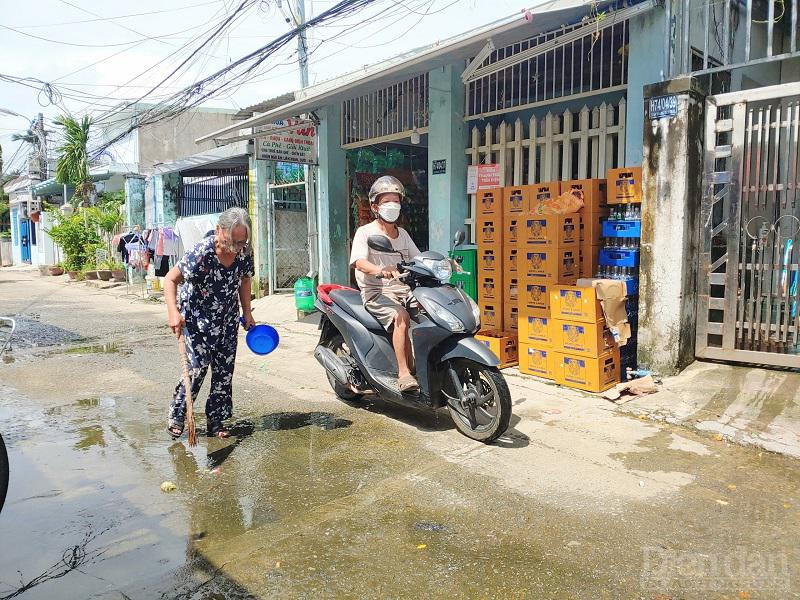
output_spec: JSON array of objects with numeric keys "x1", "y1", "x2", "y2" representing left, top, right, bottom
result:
[{"x1": 54, "y1": 115, "x2": 95, "y2": 206}]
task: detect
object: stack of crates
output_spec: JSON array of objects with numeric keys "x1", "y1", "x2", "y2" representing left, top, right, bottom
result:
[
  {"x1": 604, "y1": 167, "x2": 643, "y2": 378},
  {"x1": 476, "y1": 188, "x2": 503, "y2": 331},
  {"x1": 475, "y1": 188, "x2": 518, "y2": 367},
  {"x1": 559, "y1": 179, "x2": 609, "y2": 279},
  {"x1": 516, "y1": 182, "x2": 582, "y2": 381}
]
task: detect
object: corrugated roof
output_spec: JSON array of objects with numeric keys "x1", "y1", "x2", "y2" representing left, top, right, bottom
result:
[{"x1": 233, "y1": 92, "x2": 296, "y2": 120}]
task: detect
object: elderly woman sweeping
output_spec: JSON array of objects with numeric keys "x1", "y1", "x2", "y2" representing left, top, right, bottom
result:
[{"x1": 164, "y1": 207, "x2": 257, "y2": 439}]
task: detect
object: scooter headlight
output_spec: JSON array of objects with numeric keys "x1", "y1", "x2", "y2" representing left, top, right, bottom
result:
[
  {"x1": 423, "y1": 299, "x2": 465, "y2": 332},
  {"x1": 421, "y1": 257, "x2": 452, "y2": 282}
]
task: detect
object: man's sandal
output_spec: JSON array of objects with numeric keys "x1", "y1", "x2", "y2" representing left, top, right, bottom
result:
[{"x1": 398, "y1": 375, "x2": 420, "y2": 393}]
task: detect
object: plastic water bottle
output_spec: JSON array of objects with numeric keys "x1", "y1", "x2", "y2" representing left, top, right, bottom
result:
[{"x1": 294, "y1": 277, "x2": 316, "y2": 312}]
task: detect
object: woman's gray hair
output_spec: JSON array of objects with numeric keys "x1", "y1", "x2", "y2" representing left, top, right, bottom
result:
[{"x1": 218, "y1": 206, "x2": 252, "y2": 246}]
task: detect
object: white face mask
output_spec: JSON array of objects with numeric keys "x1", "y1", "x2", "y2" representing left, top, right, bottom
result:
[{"x1": 377, "y1": 202, "x2": 401, "y2": 223}]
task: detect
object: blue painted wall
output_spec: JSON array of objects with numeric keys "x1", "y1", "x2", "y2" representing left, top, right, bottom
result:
[
  {"x1": 625, "y1": 10, "x2": 667, "y2": 165},
  {"x1": 427, "y1": 64, "x2": 469, "y2": 254},
  {"x1": 317, "y1": 103, "x2": 349, "y2": 284}
]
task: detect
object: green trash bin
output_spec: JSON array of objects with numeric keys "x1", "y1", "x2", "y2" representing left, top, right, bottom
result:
[{"x1": 449, "y1": 245, "x2": 477, "y2": 302}]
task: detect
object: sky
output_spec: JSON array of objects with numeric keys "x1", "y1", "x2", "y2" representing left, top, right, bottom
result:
[{"x1": 0, "y1": 0, "x2": 534, "y2": 175}]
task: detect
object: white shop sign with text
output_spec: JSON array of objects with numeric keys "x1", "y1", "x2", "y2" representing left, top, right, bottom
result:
[{"x1": 255, "y1": 119, "x2": 317, "y2": 165}]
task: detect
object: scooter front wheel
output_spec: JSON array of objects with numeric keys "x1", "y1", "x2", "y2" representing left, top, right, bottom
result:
[{"x1": 443, "y1": 359, "x2": 512, "y2": 443}]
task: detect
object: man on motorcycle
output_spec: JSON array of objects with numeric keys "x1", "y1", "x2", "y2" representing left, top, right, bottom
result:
[{"x1": 349, "y1": 175, "x2": 421, "y2": 393}]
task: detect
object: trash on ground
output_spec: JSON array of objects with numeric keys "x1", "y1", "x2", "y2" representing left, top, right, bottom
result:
[
  {"x1": 160, "y1": 481, "x2": 177, "y2": 492},
  {"x1": 603, "y1": 375, "x2": 659, "y2": 402}
]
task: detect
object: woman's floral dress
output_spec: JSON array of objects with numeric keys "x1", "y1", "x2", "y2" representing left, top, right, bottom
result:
[{"x1": 169, "y1": 234, "x2": 253, "y2": 429}]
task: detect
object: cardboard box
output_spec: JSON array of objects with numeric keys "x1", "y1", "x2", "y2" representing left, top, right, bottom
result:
[
  {"x1": 561, "y1": 179, "x2": 608, "y2": 213},
  {"x1": 520, "y1": 245, "x2": 579, "y2": 284},
  {"x1": 554, "y1": 348, "x2": 621, "y2": 392},
  {"x1": 550, "y1": 285, "x2": 604, "y2": 323},
  {"x1": 607, "y1": 167, "x2": 643, "y2": 204},
  {"x1": 505, "y1": 216, "x2": 522, "y2": 247},
  {"x1": 576, "y1": 278, "x2": 632, "y2": 346},
  {"x1": 503, "y1": 186, "x2": 529, "y2": 219},
  {"x1": 519, "y1": 214, "x2": 580, "y2": 247},
  {"x1": 518, "y1": 313, "x2": 555, "y2": 347},
  {"x1": 504, "y1": 246, "x2": 519, "y2": 276},
  {"x1": 519, "y1": 343, "x2": 557, "y2": 379},
  {"x1": 476, "y1": 331, "x2": 518, "y2": 368},
  {"x1": 529, "y1": 182, "x2": 560, "y2": 214},
  {"x1": 579, "y1": 243, "x2": 601, "y2": 278},
  {"x1": 478, "y1": 247, "x2": 502, "y2": 275},
  {"x1": 480, "y1": 302, "x2": 502, "y2": 330},
  {"x1": 503, "y1": 302, "x2": 519, "y2": 333},
  {"x1": 520, "y1": 280, "x2": 550, "y2": 315},
  {"x1": 476, "y1": 215, "x2": 503, "y2": 248},
  {"x1": 478, "y1": 188, "x2": 503, "y2": 216},
  {"x1": 504, "y1": 275, "x2": 519, "y2": 307},
  {"x1": 579, "y1": 209, "x2": 610, "y2": 245},
  {"x1": 478, "y1": 274, "x2": 502, "y2": 303},
  {"x1": 552, "y1": 318, "x2": 616, "y2": 357}
]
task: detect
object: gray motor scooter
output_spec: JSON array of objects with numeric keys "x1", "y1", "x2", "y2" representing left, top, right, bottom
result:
[{"x1": 314, "y1": 231, "x2": 512, "y2": 443}]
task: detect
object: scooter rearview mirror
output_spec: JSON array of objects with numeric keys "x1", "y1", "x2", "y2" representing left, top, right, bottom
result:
[
  {"x1": 367, "y1": 235, "x2": 396, "y2": 253},
  {"x1": 453, "y1": 229, "x2": 466, "y2": 248}
]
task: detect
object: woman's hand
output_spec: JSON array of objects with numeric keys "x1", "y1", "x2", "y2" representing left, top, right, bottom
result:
[
  {"x1": 241, "y1": 310, "x2": 256, "y2": 331},
  {"x1": 168, "y1": 309, "x2": 185, "y2": 337}
]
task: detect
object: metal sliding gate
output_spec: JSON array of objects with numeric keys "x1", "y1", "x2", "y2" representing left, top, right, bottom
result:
[
  {"x1": 697, "y1": 82, "x2": 800, "y2": 367},
  {"x1": 269, "y1": 181, "x2": 309, "y2": 292}
]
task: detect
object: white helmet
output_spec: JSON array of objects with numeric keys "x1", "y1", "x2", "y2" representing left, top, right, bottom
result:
[{"x1": 368, "y1": 175, "x2": 405, "y2": 204}]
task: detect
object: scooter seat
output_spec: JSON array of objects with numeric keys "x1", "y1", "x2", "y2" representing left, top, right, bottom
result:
[{"x1": 328, "y1": 289, "x2": 385, "y2": 331}]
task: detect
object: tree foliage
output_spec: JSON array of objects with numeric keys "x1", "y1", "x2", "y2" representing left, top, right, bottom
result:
[{"x1": 54, "y1": 115, "x2": 95, "y2": 204}]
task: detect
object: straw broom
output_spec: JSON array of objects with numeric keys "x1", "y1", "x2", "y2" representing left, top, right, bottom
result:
[{"x1": 177, "y1": 332, "x2": 198, "y2": 446}]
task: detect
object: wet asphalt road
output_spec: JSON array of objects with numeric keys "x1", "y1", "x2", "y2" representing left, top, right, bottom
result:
[{"x1": 1, "y1": 270, "x2": 799, "y2": 599}]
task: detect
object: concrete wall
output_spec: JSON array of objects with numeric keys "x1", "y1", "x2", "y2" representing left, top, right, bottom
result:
[
  {"x1": 125, "y1": 176, "x2": 146, "y2": 229},
  {"x1": 9, "y1": 205, "x2": 21, "y2": 265},
  {"x1": 638, "y1": 77, "x2": 707, "y2": 375},
  {"x1": 137, "y1": 110, "x2": 237, "y2": 174}
]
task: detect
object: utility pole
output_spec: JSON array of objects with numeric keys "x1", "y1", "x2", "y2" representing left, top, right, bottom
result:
[
  {"x1": 294, "y1": 0, "x2": 318, "y2": 280},
  {"x1": 295, "y1": 0, "x2": 309, "y2": 89}
]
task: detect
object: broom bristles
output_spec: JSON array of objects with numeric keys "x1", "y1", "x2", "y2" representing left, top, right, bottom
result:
[{"x1": 178, "y1": 333, "x2": 198, "y2": 447}]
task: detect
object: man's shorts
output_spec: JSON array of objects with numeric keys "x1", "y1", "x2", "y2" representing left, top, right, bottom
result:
[{"x1": 364, "y1": 292, "x2": 418, "y2": 331}]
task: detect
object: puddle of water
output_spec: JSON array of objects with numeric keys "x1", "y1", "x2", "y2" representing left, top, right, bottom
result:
[
  {"x1": 62, "y1": 343, "x2": 124, "y2": 355},
  {"x1": 75, "y1": 397, "x2": 99, "y2": 408}
]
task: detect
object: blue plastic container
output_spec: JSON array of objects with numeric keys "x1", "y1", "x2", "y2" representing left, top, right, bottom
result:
[
  {"x1": 599, "y1": 248, "x2": 640, "y2": 268},
  {"x1": 602, "y1": 219, "x2": 642, "y2": 238},
  {"x1": 240, "y1": 318, "x2": 280, "y2": 355},
  {"x1": 625, "y1": 278, "x2": 639, "y2": 295}
]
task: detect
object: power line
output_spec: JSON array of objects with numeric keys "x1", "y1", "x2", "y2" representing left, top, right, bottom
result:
[
  {"x1": 7, "y1": 0, "x2": 223, "y2": 29},
  {"x1": 0, "y1": 20, "x2": 226, "y2": 49}
]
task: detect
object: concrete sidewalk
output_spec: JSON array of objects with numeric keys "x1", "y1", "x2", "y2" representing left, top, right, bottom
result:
[
  {"x1": 12, "y1": 265, "x2": 800, "y2": 460},
  {"x1": 250, "y1": 293, "x2": 800, "y2": 460}
]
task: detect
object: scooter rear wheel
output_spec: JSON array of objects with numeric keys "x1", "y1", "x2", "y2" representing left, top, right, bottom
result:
[
  {"x1": 443, "y1": 360, "x2": 512, "y2": 443},
  {"x1": 324, "y1": 333, "x2": 364, "y2": 402}
]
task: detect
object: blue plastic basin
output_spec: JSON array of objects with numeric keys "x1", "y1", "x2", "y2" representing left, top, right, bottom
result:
[{"x1": 241, "y1": 319, "x2": 280, "y2": 355}]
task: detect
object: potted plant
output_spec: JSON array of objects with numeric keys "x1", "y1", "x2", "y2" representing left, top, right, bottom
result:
[
  {"x1": 96, "y1": 258, "x2": 113, "y2": 281},
  {"x1": 83, "y1": 263, "x2": 98, "y2": 280},
  {"x1": 110, "y1": 260, "x2": 126, "y2": 282},
  {"x1": 49, "y1": 263, "x2": 64, "y2": 276},
  {"x1": 65, "y1": 259, "x2": 79, "y2": 280}
]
